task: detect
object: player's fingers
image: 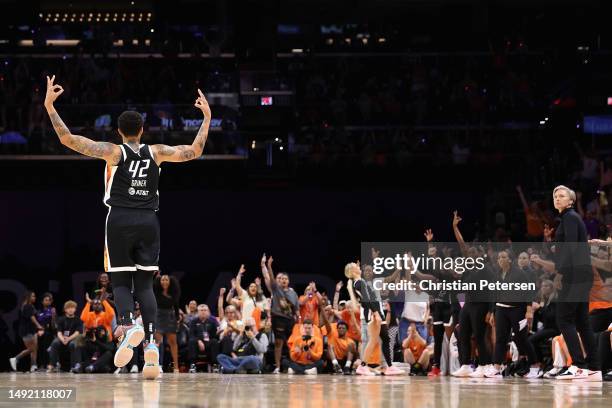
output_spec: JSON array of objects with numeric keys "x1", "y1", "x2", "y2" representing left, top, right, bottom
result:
[
  {"x1": 197, "y1": 88, "x2": 204, "y2": 98},
  {"x1": 46, "y1": 76, "x2": 50, "y2": 87},
  {"x1": 56, "y1": 89, "x2": 64, "y2": 96},
  {"x1": 51, "y1": 74, "x2": 55, "y2": 84}
]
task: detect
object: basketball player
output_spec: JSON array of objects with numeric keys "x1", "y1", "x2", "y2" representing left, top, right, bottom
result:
[
  {"x1": 44, "y1": 75, "x2": 211, "y2": 379},
  {"x1": 344, "y1": 262, "x2": 403, "y2": 376}
]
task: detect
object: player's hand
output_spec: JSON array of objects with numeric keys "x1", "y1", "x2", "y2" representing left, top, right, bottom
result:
[
  {"x1": 371, "y1": 247, "x2": 380, "y2": 260},
  {"x1": 452, "y1": 210, "x2": 462, "y2": 228},
  {"x1": 239, "y1": 264, "x2": 246, "y2": 275},
  {"x1": 195, "y1": 89, "x2": 211, "y2": 120},
  {"x1": 219, "y1": 287, "x2": 226, "y2": 297},
  {"x1": 44, "y1": 75, "x2": 64, "y2": 108},
  {"x1": 198, "y1": 340, "x2": 205, "y2": 352},
  {"x1": 424, "y1": 229, "x2": 434, "y2": 242},
  {"x1": 335, "y1": 281, "x2": 343, "y2": 292}
]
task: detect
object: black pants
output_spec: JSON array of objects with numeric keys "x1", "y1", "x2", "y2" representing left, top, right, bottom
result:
[
  {"x1": 282, "y1": 358, "x2": 323, "y2": 374},
  {"x1": 188, "y1": 338, "x2": 220, "y2": 365},
  {"x1": 111, "y1": 270, "x2": 157, "y2": 338},
  {"x1": 48, "y1": 338, "x2": 80, "y2": 368},
  {"x1": 458, "y1": 302, "x2": 491, "y2": 365},
  {"x1": 494, "y1": 306, "x2": 537, "y2": 365},
  {"x1": 82, "y1": 347, "x2": 113, "y2": 373},
  {"x1": 598, "y1": 331, "x2": 611, "y2": 372},
  {"x1": 556, "y1": 302, "x2": 598, "y2": 370},
  {"x1": 528, "y1": 328, "x2": 559, "y2": 363},
  {"x1": 379, "y1": 323, "x2": 393, "y2": 367},
  {"x1": 431, "y1": 302, "x2": 452, "y2": 367},
  {"x1": 589, "y1": 307, "x2": 612, "y2": 333},
  {"x1": 37, "y1": 329, "x2": 54, "y2": 367}
]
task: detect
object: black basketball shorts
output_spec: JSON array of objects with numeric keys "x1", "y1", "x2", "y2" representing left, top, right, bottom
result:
[{"x1": 104, "y1": 206, "x2": 160, "y2": 272}]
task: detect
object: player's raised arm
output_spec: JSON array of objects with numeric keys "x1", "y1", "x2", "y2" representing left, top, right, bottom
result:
[
  {"x1": 44, "y1": 75, "x2": 121, "y2": 164},
  {"x1": 151, "y1": 89, "x2": 211, "y2": 164}
]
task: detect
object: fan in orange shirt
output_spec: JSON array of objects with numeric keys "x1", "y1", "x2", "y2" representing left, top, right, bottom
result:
[
  {"x1": 321, "y1": 306, "x2": 356, "y2": 375},
  {"x1": 298, "y1": 282, "x2": 322, "y2": 326},
  {"x1": 80, "y1": 296, "x2": 115, "y2": 341},
  {"x1": 339, "y1": 303, "x2": 361, "y2": 343},
  {"x1": 286, "y1": 319, "x2": 324, "y2": 374},
  {"x1": 402, "y1": 323, "x2": 431, "y2": 375}
]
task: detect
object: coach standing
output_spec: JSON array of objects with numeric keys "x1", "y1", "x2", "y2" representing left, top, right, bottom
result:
[{"x1": 547, "y1": 185, "x2": 599, "y2": 380}]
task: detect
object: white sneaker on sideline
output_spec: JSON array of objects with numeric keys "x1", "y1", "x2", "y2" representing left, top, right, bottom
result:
[
  {"x1": 287, "y1": 368, "x2": 295, "y2": 374},
  {"x1": 556, "y1": 365, "x2": 587, "y2": 380},
  {"x1": 9, "y1": 358, "x2": 17, "y2": 371},
  {"x1": 30, "y1": 365, "x2": 38, "y2": 373},
  {"x1": 356, "y1": 365, "x2": 376, "y2": 376},
  {"x1": 452, "y1": 365, "x2": 474, "y2": 377},
  {"x1": 544, "y1": 367, "x2": 562, "y2": 379},
  {"x1": 130, "y1": 365, "x2": 139, "y2": 373},
  {"x1": 469, "y1": 365, "x2": 486, "y2": 378},
  {"x1": 304, "y1": 367, "x2": 318, "y2": 375},
  {"x1": 585, "y1": 370, "x2": 602, "y2": 382},
  {"x1": 483, "y1": 365, "x2": 502, "y2": 378},
  {"x1": 524, "y1": 367, "x2": 543, "y2": 379},
  {"x1": 272, "y1": 368, "x2": 281, "y2": 374}
]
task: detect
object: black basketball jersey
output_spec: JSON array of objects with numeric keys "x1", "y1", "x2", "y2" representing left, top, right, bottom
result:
[
  {"x1": 104, "y1": 143, "x2": 160, "y2": 210},
  {"x1": 353, "y1": 278, "x2": 385, "y2": 322}
]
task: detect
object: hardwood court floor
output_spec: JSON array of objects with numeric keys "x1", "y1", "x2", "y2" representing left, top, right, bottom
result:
[{"x1": 0, "y1": 372, "x2": 611, "y2": 408}]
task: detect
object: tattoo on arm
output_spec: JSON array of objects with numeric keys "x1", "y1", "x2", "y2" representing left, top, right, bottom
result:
[
  {"x1": 49, "y1": 112, "x2": 71, "y2": 139},
  {"x1": 194, "y1": 121, "x2": 208, "y2": 152},
  {"x1": 154, "y1": 143, "x2": 197, "y2": 162},
  {"x1": 181, "y1": 149, "x2": 196, "y2": 160},
  {"x1": 158, "y1": 145, "x2": 176, "y2": 156},
  {"x1": 68, "y1": 136, "x2": 119, "y2": 160},
  {"x1": 49, "y1": 111, "x2": 119, "y2": 162},
  {"x1": 153, "y1": 118, "x2": 208, "y2": 163}
]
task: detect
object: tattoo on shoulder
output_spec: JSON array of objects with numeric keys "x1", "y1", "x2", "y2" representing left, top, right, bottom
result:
[{"x1": 109, "y1": 149, "x2": 122, "y2": 164}]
